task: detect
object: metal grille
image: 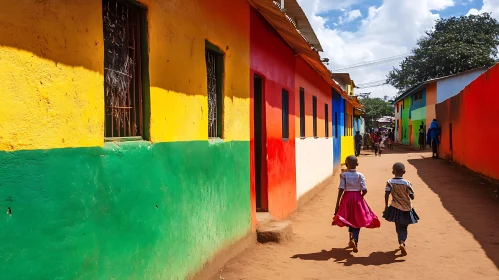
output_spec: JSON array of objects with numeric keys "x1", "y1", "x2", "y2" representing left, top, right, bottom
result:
[
  {"x1": 206, "y1": 49, "x2": 218, "y2": 138},
  {"x1": 103, "y1": 0, "x2": 143, "y2": 138}
]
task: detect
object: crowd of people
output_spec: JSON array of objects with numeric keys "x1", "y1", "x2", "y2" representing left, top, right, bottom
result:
[{"x1": 355, "y1": 129, "x2": 395, "y2": 157}]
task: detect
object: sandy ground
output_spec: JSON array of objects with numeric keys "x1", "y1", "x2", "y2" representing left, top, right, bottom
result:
[{"x1": 213, "y1": 147, "x2": 499, "y2": 280}]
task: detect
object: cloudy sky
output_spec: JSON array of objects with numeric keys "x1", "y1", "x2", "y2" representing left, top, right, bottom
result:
[{"x1": 296, "y1": 0, "x2": 499, "y2": 98}]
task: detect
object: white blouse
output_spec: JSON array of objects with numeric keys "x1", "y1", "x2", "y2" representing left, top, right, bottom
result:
[{"x1": 339, "y1": 170, "x2": 367, "y2": 191}]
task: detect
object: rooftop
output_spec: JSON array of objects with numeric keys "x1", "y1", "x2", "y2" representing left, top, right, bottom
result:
[{"x1": 392, "y1": 67, "x2": 489, "y2": 104}]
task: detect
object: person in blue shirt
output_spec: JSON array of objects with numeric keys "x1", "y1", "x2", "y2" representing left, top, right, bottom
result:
[{"x1": 426, "y1": 119, "x2": 440, "y2": 159}]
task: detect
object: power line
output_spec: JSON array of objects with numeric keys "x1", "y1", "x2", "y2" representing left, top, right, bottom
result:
[{"x1": 331, "y1": 53, "x2": 409, "y2": 72}]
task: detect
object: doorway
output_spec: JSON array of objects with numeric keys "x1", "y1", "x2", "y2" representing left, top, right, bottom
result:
[{"x1": 253, "y1": 75, "x2": 267, "y2": 212}]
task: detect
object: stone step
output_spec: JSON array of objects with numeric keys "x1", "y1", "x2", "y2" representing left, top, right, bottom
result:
[{"x1": 256, "y1": 220, "x2": 293, "y2": 243}]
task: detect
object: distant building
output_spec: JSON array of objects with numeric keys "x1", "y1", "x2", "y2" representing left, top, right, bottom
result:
[{"x1": 392, "y1": 67, "x2": 487, "y2": 146}]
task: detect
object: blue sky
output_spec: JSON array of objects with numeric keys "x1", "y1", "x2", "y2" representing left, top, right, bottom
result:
[{"x1": 297, "y1": 0, "x2": 498, "y2": 98}]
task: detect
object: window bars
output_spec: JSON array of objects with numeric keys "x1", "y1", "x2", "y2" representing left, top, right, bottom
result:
[{"x1": 103, "y1": 0, "x2": 143, "y2": 138}]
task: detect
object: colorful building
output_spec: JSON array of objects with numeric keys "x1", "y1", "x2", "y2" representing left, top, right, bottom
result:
[
  {"x1": 393, "y1": 67, "x2": 486, "y2": 147},
  {"x1": 0, "y1": 0, "x2": 252, "y2": 279},
  {"x1": 0, "y1": 0, "x2": 360, "y2": 278},
  {"x1": 436, "y1": 64, "x2": 499, "y2": 180}
]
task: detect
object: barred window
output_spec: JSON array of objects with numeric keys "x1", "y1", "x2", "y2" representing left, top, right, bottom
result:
[
  {"x1": 103, "y1": 0, "x2": 148, "y2": 139},
  {"x1": 312, "y1": 96, "x2": 317, "y2": 138},
  {"x1": 282, "y1": 90, "x2": 289, "y2": 139},
  {"x1": 205, "y1": 42, "x2": 224, "y2": 138}
]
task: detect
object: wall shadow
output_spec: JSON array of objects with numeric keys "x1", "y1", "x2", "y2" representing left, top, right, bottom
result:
[
  {"x1": 291, "y1": 247, "x2": 405, "y2": 266},
  {"x1": 408, "y1": 157, "x2": 499, "y2": 269}
]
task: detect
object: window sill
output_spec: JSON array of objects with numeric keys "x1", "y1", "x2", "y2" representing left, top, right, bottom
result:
[
  {"x1": 282, "y1": 138, "x2": 289, "y2": 142},
  {"x1": 208, "y1": 137, "x2": 224, "y2": 145},
  {"x1": 314, "y1": 136, "x2": 319, "y2": 139},
  {"x1": 105, "y1": 136, "x2": 144, "y2": 143},
  {"x1": 300, "y1": 137, "x2": 306, "y2": 140}
]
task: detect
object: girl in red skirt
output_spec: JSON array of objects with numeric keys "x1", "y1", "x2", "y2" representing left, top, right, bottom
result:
[{"x1": 333, "y1": 156, "x2": 381, "y2": 252}]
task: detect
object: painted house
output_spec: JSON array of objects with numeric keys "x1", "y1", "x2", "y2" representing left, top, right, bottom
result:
[
  {"x1": 393, "y1": 67, "x2": 486, "y2": 147},
  {"x1": 0, "y1": 0, "x2": 253, "y2": 279},
  {"x1": 0, "y1": 0, "x2": 359, "y2": 278},
  {"x1": 436, "y1": 64, "x2": 499, "y2": 180}
]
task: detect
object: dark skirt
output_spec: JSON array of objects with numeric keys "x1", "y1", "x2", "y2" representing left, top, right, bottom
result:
[{"x1": 383, "y1": 206, "x2": 419, "y2": 225}]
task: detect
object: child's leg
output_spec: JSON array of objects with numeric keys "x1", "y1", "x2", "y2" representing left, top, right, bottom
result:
[
  {"x1": 395, "y1": 223, "x2": 408, "y2": 244},
  {"x1": 351, "y1": 228, "x2": 360, "y2": 243}
]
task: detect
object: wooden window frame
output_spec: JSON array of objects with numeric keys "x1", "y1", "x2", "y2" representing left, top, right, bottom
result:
[
  {"x1": 282, "y1": 89, "x2": 289, "y2": 140},
  {"x1": 324, "y1": 104, "x2": 329, "y2": 138},
  {"x1": 299, "y1": 88, "x2": 305, "y2": 138},
  {"x1": 312, "y1": 96, "x2": 317, "y2": 138},
  {"x1": 103, "y1": 0, "x2": 150, "y2": 141},
  {"x1": 205, "y1": 41, "x2": 225, "y2": 139}
]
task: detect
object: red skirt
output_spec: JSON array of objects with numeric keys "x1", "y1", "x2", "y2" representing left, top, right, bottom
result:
[{"x1": 332, "y1": 191, "x2": 381, "y2": 228}]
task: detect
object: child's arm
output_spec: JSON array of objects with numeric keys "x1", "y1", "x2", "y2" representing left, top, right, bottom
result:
[
  {"x1": 408, "y1": 182, "x2": 415, "y2": 200},
  {"x1": 335, "y1": 189, "x2": 344, "y2": 214},
  {"x1": 384, "y1": 191, "x2": 390, "y2": 210},
  {"x1": 385, "y1": 181, "x2": 391, "y2": 210},
  {"x1": 360, "y1": 174, "x2": 367, "y2": 197}
]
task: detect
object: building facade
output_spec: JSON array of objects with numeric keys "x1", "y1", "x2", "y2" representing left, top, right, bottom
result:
[
  {"x1": 393, "y1": 68, "x2": 486, "y2": 148},
  {"x1": 436, "y1": 64, "x2": 499, "y2": 179},
  {"x1": 0, "y1": 0, "x2": 361, "y2": 278}
]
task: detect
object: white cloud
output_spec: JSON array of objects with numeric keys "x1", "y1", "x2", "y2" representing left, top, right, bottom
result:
[
  {"x1": 314, "y1": 0, "x2": 362, "y2": 13},
  {"x1": 428, "y1": 0, "x2": 455, "y2": 10},
  {"x1": 468, "y1": 0, "x2": 499, "y2": 18},
  {"x1": 339, "y1": 10, "x2": 363, "y2": 25},
  {"x1": 297, "y1": 0, "x2": 457, "y2": 98}
]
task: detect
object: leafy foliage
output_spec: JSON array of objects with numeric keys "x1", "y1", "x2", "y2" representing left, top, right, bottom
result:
[
  {"x1": 358, "y1": 93, "x2": 393, "y2": 131},
  {"x1": 387, "y1": 13, "x2": 499, "y2": 92}
]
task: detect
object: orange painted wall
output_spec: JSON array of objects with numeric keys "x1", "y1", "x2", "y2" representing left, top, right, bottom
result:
[
  {"x1": 294, "y1": 56, "x2": 332, "y2": 138},
  {"x1": 426, "y1": 82, "x2": 437, "y2": 123},
  {"x1": 436, "y1": 64, "x2": 499, "y2": 179}
]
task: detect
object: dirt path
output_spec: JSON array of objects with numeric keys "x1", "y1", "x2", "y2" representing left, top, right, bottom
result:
[{"x1": 213, "y1": 147, "x2": 499, "y2": 280}]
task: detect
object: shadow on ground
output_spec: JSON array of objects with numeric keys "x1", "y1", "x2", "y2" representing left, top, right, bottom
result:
[
  {"x1": 291, "y1": 247, "x2": 405, "y2": 266},
  {"x1": 408, "y1": 157, "x2": 499, "y2": 269}
]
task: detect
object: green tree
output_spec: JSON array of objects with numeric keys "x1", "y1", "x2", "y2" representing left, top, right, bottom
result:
[
  {"x1": 387, "y1": 13, "x2": 499, "y2": 92},
  {"x1": 359, "y1": 93, "x2": 393, "y2": 131}
]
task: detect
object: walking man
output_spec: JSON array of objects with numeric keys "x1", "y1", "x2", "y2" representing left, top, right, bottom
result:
[
  {"x1": 355, "y1": 131, "x2": 363, "y2": 157},
  {"x1": 427, "y1": 119, "x2": 440, "y2": 159}
]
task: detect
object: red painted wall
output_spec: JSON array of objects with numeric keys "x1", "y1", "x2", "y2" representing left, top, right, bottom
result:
[
  {"x1": 250, "y1": 7, "x2": 297, "y2": 220},
  {"x1": 294, "y1": 56, "x2": 332, "y2": 138},
  {"x1": 436, "y1": 64, "x2": 499, "y2": 179}
]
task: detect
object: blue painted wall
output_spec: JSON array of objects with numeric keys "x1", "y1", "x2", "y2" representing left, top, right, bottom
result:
[
  {"x1": 436, "y1": 69, "x2": 485, "y2": 103},
  {"x1": 332, "y1": 89, "x2": 344, "y2": 168}
]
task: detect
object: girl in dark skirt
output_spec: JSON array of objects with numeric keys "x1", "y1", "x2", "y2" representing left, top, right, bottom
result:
[{"x1": 383, "y1": 162, "x2": 419, "y2": 255}]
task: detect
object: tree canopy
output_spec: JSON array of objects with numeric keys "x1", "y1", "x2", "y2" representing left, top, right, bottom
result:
[
  {"x1": 358, "y1": 93, "x2": 393, "y2": 131},
  {"x1": 387, "y1": 13, "x2": 499, "y2": 92}
]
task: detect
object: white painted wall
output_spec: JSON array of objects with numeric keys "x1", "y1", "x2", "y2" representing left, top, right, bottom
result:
[
  {"x1": 295, "y1": 138, "x2": 334, "y2": 199},
  {"x1": 436, "y1": 69, "x2": 485, "y2": 103}
]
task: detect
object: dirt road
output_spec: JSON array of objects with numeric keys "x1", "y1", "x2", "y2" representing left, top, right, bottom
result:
[{"x1": 213, "y1": 147, "x2": 499, "y2": 280}]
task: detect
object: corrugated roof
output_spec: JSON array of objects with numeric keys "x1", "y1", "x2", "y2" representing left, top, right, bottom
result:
[
  {"x1": 277, "y1": 0, "x2": 323, "y2": 52},
  {"x1": 248, "y1": 0, "x2": 363, "y2": 109}
]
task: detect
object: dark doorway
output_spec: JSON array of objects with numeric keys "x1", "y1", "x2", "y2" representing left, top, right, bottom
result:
[{"x1": 253, "y1": 75, "x2": 267, "y2": 211}]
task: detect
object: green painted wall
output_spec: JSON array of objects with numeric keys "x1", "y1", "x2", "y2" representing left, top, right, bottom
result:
[
  {"x1": 401, "y1": 97, "x2": 411, "y2": 145},
  {"x1": 0, "y1": 141, "x2": 251, "y2": 280}
]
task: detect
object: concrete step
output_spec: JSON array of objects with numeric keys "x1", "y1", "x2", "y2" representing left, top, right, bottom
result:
[{"x1": 256, "y1": 220, "x2": 293, "y2": 243}]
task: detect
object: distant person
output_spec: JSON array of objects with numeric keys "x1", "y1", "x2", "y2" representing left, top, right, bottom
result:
[
  {"x1": 332, "y1": 156, "x2": 380, "y2": 253},
  {"x1": 383, "y1": 162, "x2": 419, "y2": 255},
  {"x1": 373, "y1": 132, "x2": 381, "y2": 156},
  {"x1": 388, "y1": 129, "x2": 395, "y2": 150},
  {"x1": 363, "y1": 133, "x2": 370, "y2": 150},
  {"x1": 379, "y1": 133, "x2": 386, "y2": 156},
  {"x1": 418, "y1": 124, "x2": 425, "y2": 150},
  {"x1": 355, "y1": 131, "x2": 363, "y2": 156},
  {"x1": 426, "y1": 119, "x2": 440, "y2": 159}
]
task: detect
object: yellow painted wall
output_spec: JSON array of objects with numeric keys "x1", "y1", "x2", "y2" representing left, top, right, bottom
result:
[
  {"x1": 340, "y1": 136, "x2": 355, "y2": 165},
  {"x1": 0, "y1": 0, "x2": 250, "y2": 152},
  {"x1": 0, "y1": 0, "x2": 104, "y2": 151},
  {"x1": 146, "y1": 0, "x2": 250, "y2": 142}
]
